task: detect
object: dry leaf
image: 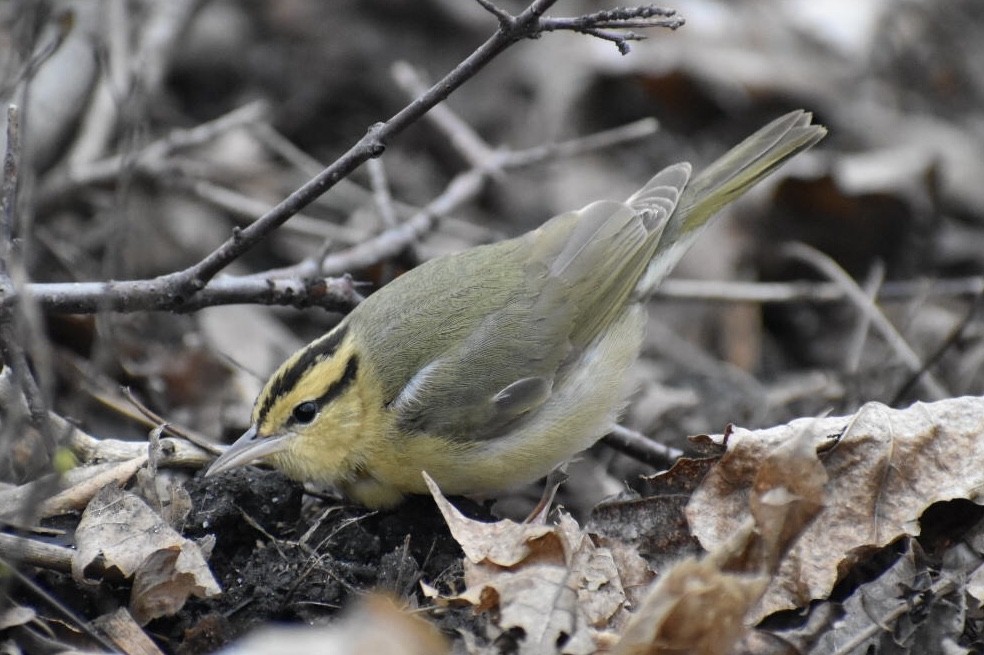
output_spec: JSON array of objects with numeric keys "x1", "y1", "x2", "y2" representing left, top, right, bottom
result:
[
  {"x1": 588, "y1": 456, "x2": 714, "y2": 572},
  {"x1": 613, "y1": 555, "x2": 770, "y2": 655},
  {"x1": 613, "y1": 417, "x2": 825, "y2": 655},
  {"x1": 224, "y1": 595, "x2": 448, "y2": 655},
  {"x1": 425, "y1": 473, "x2": 628, "y2": 654},
  {"x1": 688, "y1": 396, "x2": 984, "y2": 621},
  {"x1": 135, "y1": 468, "x2": 193, "y2": 531},
  {"x1": 92, "y1": 607, "x2": 167, "y2": 655},
  {"x1": 130, "y1": 539, "x2": 219, "y2": 625},
  {"x1": 0, "y1": 456, "x2": 147, "y2": 523},
  {"x1": 72, "y1": 484, "x2": 220, "y2": 624},
  {"x1": 0, "y1": 606, "x2": 36, "y2": 630}
]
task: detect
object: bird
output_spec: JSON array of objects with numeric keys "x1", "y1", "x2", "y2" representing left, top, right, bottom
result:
[{"x1": 206, "y1": 110, "x2": 826, "y2": 508}]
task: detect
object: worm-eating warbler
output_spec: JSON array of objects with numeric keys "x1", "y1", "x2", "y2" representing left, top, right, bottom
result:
[{"x1": 207, "y1": 111, "x2": 825, "y2": 508}]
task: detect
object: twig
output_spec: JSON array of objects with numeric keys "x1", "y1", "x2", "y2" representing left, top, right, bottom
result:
[
  {"x1": 391, "y1": 61, "x2": 501, "y2": 170},
  {"x1": 66, "y1": 0, "x2": 128, "y2": 165},
  {"x1": 26, "y1": 2, "x2": 682, "y2": 314},
  {"x1": 649, "y1": 276, "x2": 984, "y2": 304},
  {"x1": 122, "y1": 387, "x2": 223, "y2": 455},
  {"x1": 502, "y1": 117, "x2": 658, "y2": 167},
  {"x1": 0, "y1": 532, "x2": 73, "y2": 573},
  {"x1": 782, "y1": 242, "x2": 949, "y2": 400},
  {"x1": 11, "y1": 271, "x2": 984, "y2": 316},
  {"x1": 305, "y1": 118, "x2": 660, "y2": 278},
  {"x1": 891, "y1": 288, "x2": 984, "y2": 404},
  {"x1": 845, "y1": 260, "x2": 885, "y2": 373},
  {"x1": 250, "y1": 122, "x2": 325, "y2": 177},
  {"x1": 0, "y1": 104, "x2": 18, "y2": 261},
  {"x1": 177, "y1": 176, "x2": 366, "y2": 245},
  {"x1": 367, "y1": 158, "x2": 399, "y2": 230},
  {"x1": 0, "y1": 553, "x2": 118, "y2": 652},
  {"x1": 1, "y1": 272, "x2": 362, "y2": 314},
  {"x1": 253, "y1": 121, "x2": 496, "y2": 242},
  {"x1": 134, "y1": 0, "x2": 203, "y2": 97},
  {"x1": 39, "y1": 100, "x2": 270, "y2": 203},
  {"x1": 603, "y1": 424, "x2": 684, "y2": 468},
  {"x1": 315, "y1": 167, "x2": 486, "y2": 277},
  {"x1": 538, "y1": 6, "x2": 684, "y2": 55},
  {"x1": 0, "y1": 104, "x2": 56, "y2": 453},
  {"x1": 828, "y1": 573, "x2": 956, "y2": 655}
]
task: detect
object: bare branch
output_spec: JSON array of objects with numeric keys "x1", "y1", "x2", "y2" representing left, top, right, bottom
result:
[
  {"x1": 5, "y1": 274, "x2": 362, "y2": 314},
  {"x1": 603, "y1": 424, "x2": 684, "y2": 468},
  {"x1": 39, "y1": 100, "x2": 270, "y2": 204},
  {"x1": 782, "y1": 242, "x2": 949, "y2": 400},
  {"x1": 392, "y1": 61, "x2": 501, "y2": 170},
  {"x1": 539, "y1": 5, "x2": 684, "y2": 54},
  {"x1": 0, "y1": 105, "x2": 58, "y2": 470},
  {"x1": 264, "y1": 118, "x2": 661, "y2": 281},
  {"x1": 25, "y1": 1, "x2": 683, "y2": 315}
]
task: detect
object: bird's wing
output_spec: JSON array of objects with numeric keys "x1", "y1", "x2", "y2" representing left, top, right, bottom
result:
[{"x1": 386, "y1": 166, "x2": 691, "y2": 441}]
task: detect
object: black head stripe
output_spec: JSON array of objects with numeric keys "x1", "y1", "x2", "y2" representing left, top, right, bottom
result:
[
  {"x1": 317, "y1": 355, "x2": 359, "y2": 408},
  {"x1": 259, "y1": 323, "x2": 349, "y2": 420}
]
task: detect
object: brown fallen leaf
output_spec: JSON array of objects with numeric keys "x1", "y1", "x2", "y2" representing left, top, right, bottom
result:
[
  {"x1": 0, "y1": 456, "x2": 148, "y2": 524},
  {"x1": 588, "y1": 456, "x2": 715, "y2": 572},
  {"x1": 612, "y1": 553, "x2": 770, "y2": 655},
  {"x1": 72, "y1": 484, "x2": 220, "y2": 625},
  {"x1": 223, "y1": 594, "x2": 448, "y2": 655},
  {"x1": 425, "y1": 472, "x2": 636, "y2": 654},
  {"x1": 688, "y1": 395, "x2": 984, "y2": 621},
  {"x1": 613, "y1": 415, "x2": 825, "y2": 655}
]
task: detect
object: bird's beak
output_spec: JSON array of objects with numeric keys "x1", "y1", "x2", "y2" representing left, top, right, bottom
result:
[{"x1": 205, "y1": 425, "x2": 289, "y2": 477}]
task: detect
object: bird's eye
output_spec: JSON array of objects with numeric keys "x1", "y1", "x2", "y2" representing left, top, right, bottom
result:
[{"x1": 292, "y1": 401, "x2": 318, "y2": 424}]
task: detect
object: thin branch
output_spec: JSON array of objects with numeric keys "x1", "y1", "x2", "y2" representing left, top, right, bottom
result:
[
  {"x1": 38, "y1": 100, "x2": 270, "y2": 204},
  {"x1": 782, "y1": 242, "x2": 949, "y2": 401},
  {"x1": 314, "y1": 169, "x2": 486, "y2": 277},
  {"x1": 539, "y1": 6, "x2": 684, "y2": 54},
  {"x1": 891, "y1": 289, "x2": 984, "y2": 404},
  {"x1": 26, "y1": 0, "x2": 682, "y2": 314},
  {"x1": 301, "y1": 118, "x2": 660, "y2": 279},
  {"x1": 0, "y1": 553, "x2": 119, "y2": 652},
  {"x1": 603, "y1": 424, "x2": 684, "y2": 468},
  {"x1": 391, "y1": 61, "x2": 500, "y2": 170},
  {"x1": 653, "y1": 276, "x2": 984, "y2": 304},
  {"x1": 177, "y1": 176, "x2": 366, "y2": 245},
  {"x1": 512, "y1": 118, "x2": 659, "y2": 166},
  {"x1": 11, "y1": 271, "x2": 984, "y2": 316},
  {"x1": 0, "y1": 104, "x2": 18, "y2": 264},
  {"x1": 845, "y1": 260, "x2": 885, "y2": 374},
  {"x1": 2, "y1": 273, "x2": 362, "y2": 314},
  {"x1": 474, "y1": 0, "x2": 515, "y2": 25},
  {"x1": 0, "y1": 104, "x2": 54, "y2": 446},
  {"x1": 153, "y1": 0, "x2": 564, "y2": 300},
  {"x1": 367, "y1": 158, "x2": 399, "y2": 230},
  {"x1": 122, "y1": 387, "x2": 223, "y2": 455}
]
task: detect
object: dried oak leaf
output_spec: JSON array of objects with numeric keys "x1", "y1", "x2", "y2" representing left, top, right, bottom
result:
[
  {"x1": 72, "y1": 484, "x2": 221, "y2": 625},
  {"x1": 687, "y1": 396, "x2": 984, "y2": 622},
  {"x1": 425, "y1": 473, "x2": 633, "y2": 654},
  {"x1": 612, "y1": 415, "x2": 825, "y2": 655},
  {"x1": 612, "y1": 554, "x2": 770, "y2": 655}
]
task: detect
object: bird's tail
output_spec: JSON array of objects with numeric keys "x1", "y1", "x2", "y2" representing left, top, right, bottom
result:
[{"x1": 632, "y1": 110, "x2": 826, "y2": 296}]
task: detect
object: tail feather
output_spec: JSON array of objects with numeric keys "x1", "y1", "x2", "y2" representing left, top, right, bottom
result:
[{"x1": 636, "y1": 110, "x2": 826, "y2": 295}]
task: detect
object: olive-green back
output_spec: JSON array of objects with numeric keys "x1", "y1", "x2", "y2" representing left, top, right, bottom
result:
[{"x1": 349, "y1": 164, "x2": 688, "y2": 439}]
